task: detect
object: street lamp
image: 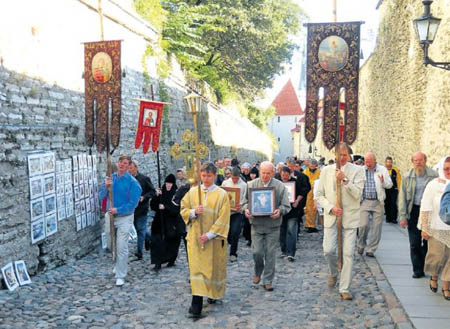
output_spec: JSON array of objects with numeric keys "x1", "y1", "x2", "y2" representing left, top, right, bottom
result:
[{"x1": 413, "y1": 0, "x2": 450, "y2": 70}]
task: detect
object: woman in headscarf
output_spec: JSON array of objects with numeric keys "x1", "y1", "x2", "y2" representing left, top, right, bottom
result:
[
  {"x1": 418, "y1": 155, "x2": 450, "y2": 300},
  {"x1": 150, "y1": 174, "x2": 182, "y2": 271}
]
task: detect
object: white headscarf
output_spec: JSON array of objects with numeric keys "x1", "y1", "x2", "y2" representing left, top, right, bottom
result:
[{"x1": 437, "y1": 155, "x2": 450, "y2": 185}]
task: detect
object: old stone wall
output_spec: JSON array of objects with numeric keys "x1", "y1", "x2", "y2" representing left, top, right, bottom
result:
[
  {"x1": 0, "y1": 0, "x2": 271, "y2": 281},
  {"x1": 352, "y1": 0, "x2": 450, "y2": 172}
]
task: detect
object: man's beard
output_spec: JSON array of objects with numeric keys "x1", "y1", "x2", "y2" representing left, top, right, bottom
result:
[{"x1": 415, "y1": 167, "x2": 425, "y2": 176}]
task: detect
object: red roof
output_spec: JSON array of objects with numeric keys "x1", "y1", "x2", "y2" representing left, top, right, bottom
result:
[{"x1": 270, "y1": 80, "x2": 304, "y2": 116}]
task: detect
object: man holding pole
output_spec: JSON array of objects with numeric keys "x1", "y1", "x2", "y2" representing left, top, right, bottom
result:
[
  {"x1": 180, "y1": 162, "x2": 230, "y2": 319},
  {"x1": 316, "y1": 143, "x2": 365, "y2": 300},
  {"x1": 99, "y1": 155, "x2": 142, "y2": 286}
]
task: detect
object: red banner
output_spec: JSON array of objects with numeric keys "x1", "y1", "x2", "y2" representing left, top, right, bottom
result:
[{"x1": 134, "y1": 100, "x2": 164, "y2": 153}]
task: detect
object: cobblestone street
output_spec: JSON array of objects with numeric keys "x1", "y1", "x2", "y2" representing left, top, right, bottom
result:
[{"x1": 0, "y1": 229, "x2": 397, "y2": 329}]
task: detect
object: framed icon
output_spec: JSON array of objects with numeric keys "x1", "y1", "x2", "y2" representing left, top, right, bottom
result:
[
  {"x1": 222, "y1": 187, "x2": 241, "y2": 211},
  {"x1": 283, "y1": 181, "x2": 296, "y2": 203},
  {"x1": 248, "y1": 187, "x2": 275, "y2": 217}
]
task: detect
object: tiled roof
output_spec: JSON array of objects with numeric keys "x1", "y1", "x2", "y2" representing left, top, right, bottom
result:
[{"x1": 270, "y1": 79, "x2": 304, "y2": 116}]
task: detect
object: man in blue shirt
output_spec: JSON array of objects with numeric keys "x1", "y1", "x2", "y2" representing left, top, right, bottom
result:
[
  {"x1": 99, "y1": 155, "x2": 142, "y2": 286},
  {"x1": 441, "y1": 184, "x2": 450, "y2": 225}
]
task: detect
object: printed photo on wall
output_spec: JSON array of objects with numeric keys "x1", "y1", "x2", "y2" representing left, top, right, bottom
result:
[
  {"x1": 42, "y1": 153, "x2": 55, "y2": 174},
  {"x1": 27, "y1": 153, "x2": 42, "y2": 177},
  {"x1": 56, "y1": 173, "x2": 64, "y2": 187},
  {"x1": 64, "y1": 184, "x2": 72, "y2": 196},
  {"x1": 66, "y1": 198, "x2": 74, "y2": 218},
  {"x1": 56, "y1": 185, "x2": 64, "y2": 198},
  {"x1": 74, "y1": 186, "x2": 80, "y2": 201},
  {"x1": 64, "y1": 172, "x2": 72, "y2": 185},
  {"x1": 56, "y1": 161, "x2": 64, "y2": 173},
  {"x1": 87, "y1": 155, "x2": 92, "y2": 168},
  {"x1": 44, "y1": 194, "x2": 56, "y2": 215},
  {"x1": 45, "y1": 214, "x2": 57, "y2": 237},
  {"x1": 74, "y1": 201, "x2": 81, "y2": 217},
  {"x1": 72, "y1": 155, "x2": 78, "y2": 171},
  {"x1": 30, "y1": 197, "x2": 44, "y2": 221},
  {"x1": 43, "y1": 174, "x2": 56, "y2": 195},
  {"x1": 79, "y1": 184, "x2": 85, "y2": 199},
  {"x1": 79, "y1": 169, "x2": 85, "y2": 185},
  {"x1": 57, "y1": 205, "x2": 66, "y2": 221},
  {"x1": 85, "y1": 198, "x2": 91, "y2": 213},
  {"x1": 1, "y1": 262, "x2": 19, "y2": 292},
  {"x1": 14, "y1": 260, "x2": 31, "y2": 286},
  {"x1": 29, "y1": 176, "x2": 43, "y2": 200},
  {"x1": 80, "y1": 200, "x2": 86, "y2": 214},
  {"x1": 81, "y1": 213, "x2": 87, "y2": 229},
  {"x1": 64, "y1": 159, "x2": 72, "y2": 172},
  {"x1": 78, "y1": 154, "x2": 84, "y2": 170},
  {"x1": 101, "y1": 232, "x2": 107, "y2": 249},
  {"x1": 31, "y1": 217, "x2": 45, "y2": 244},
  {"x1": 57, "y1": 195, "x2": 65, "y2": 210},
  {"x1": 87, "y1": 212, "x2": 92, "y2": 226},
  {"x1": 76, "y1": 215, "x2": 82, "y2": 231},
  {"x1": 73, "y1": 171, "x2": 79, "y2": 186}
]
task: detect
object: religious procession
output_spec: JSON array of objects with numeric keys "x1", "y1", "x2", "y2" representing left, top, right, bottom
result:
[{"x1": 1, "y1": 0, "x2": 450, "y2": 328}]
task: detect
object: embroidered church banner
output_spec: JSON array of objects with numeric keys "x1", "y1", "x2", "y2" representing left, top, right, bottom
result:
[
  {"x1": 304, "y1": 22, "x2": 361, "y2": 150},
  {"x1": 134, "y1": 100, "x2": 164, "y2": 153},
  {"x1": 84, "y1": 40, "x2": 122, "y2": 153}
]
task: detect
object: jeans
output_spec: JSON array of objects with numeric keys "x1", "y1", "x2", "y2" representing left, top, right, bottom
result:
[
  {"x1": 228, "y1": 213, "x2": 243, "y2": 256},
  {"x1": 134, "y1": 214, "x2": 150, "y2": 255},
  {"x1": 408, "y1": 205, "x2": 428, "y2": 275},
  {"x1": 280, "y1": 216, "x2": 298, "y2": 257}
]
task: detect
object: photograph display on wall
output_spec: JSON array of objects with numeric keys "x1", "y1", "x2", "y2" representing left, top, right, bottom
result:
[
  {"x1": 72, "y1": 155, "x2": 78, "y2": 171},
  {"x1": 1, "y1": 262, "x2": 19, "y2": 292},
  {"x1": 64, "y1": 172, "x2": 72, "y2": 185},
  {"x1": 14, "y1": 260, "x2": 32, "y2": 286},
  {"x1": 44, "y1": 194, "x2": 56, "y2": 215},
  {"x1": 64, "y1": 159, "x2": 72, "y2": 172},
  {"x1": 81, "y1": 213, "x2": 87, "y2": 229},
  {"x1": 56, "y1": 161, "x2": 64, "y2": 173},
  {"x1": 31, "y1": 218, "x2": 45, "y2": 244},
  {"x1": 43, "y1": 174, "x2": 56, "y2": 195},
  {"x1": 66, "y1": 196, "x2": 74, "y2": 218},
  {"x1": 57, "y1": 205, "x2": 66, "y2": 221},
  {"x1": 76, "y1": 216, "x2": 82, "y2": 231},
  {"x1": 28, "y1": 153, "x2": 43, "y2": 177},
  {"x1": 29, "y1": 176, "x2": 43, "y2": 200},
  {"x1": 30, "y1": 198, "x2": 44, "y2": 221},
  {"x1": 45, "y1": 214, "x2": 58, "y2": 236},
  {"x1": 42, "y1": 153, "x2": 55, "y2": 174}
]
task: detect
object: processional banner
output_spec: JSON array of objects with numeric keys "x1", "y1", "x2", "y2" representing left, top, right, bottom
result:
[
  {"x1": 304, "y1": 22, "x2": 361, "y2": 150},
  {"x1": 134, "y1": 100, "x2": 164, "y2": 153},
  {"x1": 84, "y1": 40, "x2": 122, "y2": 152}
]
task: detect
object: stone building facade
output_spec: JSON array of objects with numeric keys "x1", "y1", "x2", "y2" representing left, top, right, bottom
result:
[
  {"x1": 0, "y1": 0, "x2": 272, "y2": 280},
  {"x1": 315, "y1": 0, "x2": 450, "y2": 171}
]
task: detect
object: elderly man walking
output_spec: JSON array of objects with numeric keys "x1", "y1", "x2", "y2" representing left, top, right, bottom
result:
[
  {"x1": 399, "y1": 152, "x2": 438, "y2": 278},
  {"x1": 316, "y1": 143, "x2": 365, "y2": 300},
  {"x1": 357, "y1": 152, "x2": 393, "y2": 257},
  {"x1": 244, "y1": 161, "x2": 291, "y2": 291}
]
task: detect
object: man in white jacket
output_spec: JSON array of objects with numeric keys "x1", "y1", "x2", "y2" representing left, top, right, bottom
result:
[
  {"x1": 316, "y1": 143, "x2": 365, "y2": 300},
  {"x1": 357, "y1": 152, "x2": 393, "y2": 257}
]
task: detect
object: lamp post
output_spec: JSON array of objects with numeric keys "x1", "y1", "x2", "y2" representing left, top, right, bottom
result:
[{"x1": 413, "y1": 0, "x2": 450, "y2": 70}]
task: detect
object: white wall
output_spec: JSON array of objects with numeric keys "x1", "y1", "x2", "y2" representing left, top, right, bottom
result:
[{"x1": 268, "y1": 114, "x2": 300, "y2": 163}]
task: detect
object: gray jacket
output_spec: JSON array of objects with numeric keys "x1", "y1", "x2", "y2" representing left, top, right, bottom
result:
[
  {"x1": 244, "y1": 178, "x2": 291, "y2": 231},
  {"x1": 398, "y1": 166, "x2": 438, "y2": 221}
]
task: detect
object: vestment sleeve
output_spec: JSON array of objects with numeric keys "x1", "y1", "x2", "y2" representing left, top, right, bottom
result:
[{"x1": 180, "y1": 188, "x2": 193, "y2": 225}]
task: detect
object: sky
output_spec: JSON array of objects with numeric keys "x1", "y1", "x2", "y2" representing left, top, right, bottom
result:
[{"x1": 257, "y1": 0, "x2": 380, "y2": 108}]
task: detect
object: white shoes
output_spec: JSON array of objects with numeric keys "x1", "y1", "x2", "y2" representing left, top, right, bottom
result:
[
  {"x1": 112, "y1": 267, "x2": 116, "y2": 274},
  {"x1": 230, "y1": 255, "x2": 237, "y2": 262},
  {"x1": 116, "y1": 278, "x2": 124, "y2": 286}
]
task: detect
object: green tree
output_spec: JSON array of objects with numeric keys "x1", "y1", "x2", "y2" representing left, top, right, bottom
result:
[{"x1": 160, "y1": 0, "x2": 303, "y2": 102}]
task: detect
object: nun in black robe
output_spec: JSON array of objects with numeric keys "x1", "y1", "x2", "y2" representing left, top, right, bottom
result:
[{"x1": 150, "y1": 174, "x2": 183, "y2": 271}]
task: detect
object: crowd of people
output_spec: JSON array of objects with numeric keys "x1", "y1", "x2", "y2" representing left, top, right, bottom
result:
[{"x1": 98, "y1": 147, "x2": 450, "y2": 319}]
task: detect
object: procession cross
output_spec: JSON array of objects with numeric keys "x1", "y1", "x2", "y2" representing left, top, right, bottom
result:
[{"x1": 170, "y1": 130, "x2": 209, "y2": 184}]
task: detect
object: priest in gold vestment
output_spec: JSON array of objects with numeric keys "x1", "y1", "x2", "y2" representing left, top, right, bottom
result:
[{"x1": 181, "y1": 162, "x2": 230, "y2": 319}]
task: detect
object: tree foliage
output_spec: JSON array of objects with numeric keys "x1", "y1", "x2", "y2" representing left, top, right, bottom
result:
[{"x1": 160, "y1": 0, "x2": 303, "y2": 102}]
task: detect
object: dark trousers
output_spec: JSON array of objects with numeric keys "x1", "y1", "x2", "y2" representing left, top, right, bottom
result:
[
  {"x1": 384, "y1": 188, "x2": 398, "y2": 222},
  {"x1": 280, "y1": 217, "x2": 298, "y2": 257},
  {"x1": 133, "y1": 214, "x2": 150, "y2": 255},
  {"x1": 243, "y1": 217, "x2": 252, "y2": 244},
  {"x1": 191, "y1": 295, "x2": 203, "y2": 315},
  {"x1": 228, "y1": 213, "x2": 243, "y2": 256},
  {"x1": 407, "y1": 205, "x2": 428, "y2": 275}
]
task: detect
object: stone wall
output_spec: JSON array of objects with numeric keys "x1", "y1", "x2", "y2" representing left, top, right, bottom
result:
[
  {"x1": 352, "y1": 0, "x2": 450, "y2": 172},
  {"x1": 0, "y1": 0, "x2": 271, "y2": 281}
]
